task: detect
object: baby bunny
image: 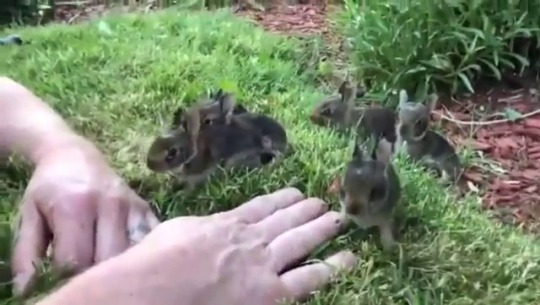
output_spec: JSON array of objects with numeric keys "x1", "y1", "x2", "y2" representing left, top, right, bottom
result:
[
  {"x1": 310, "y1": 79, "x2": 397, "y2": 143},
  {"x1": 336, "y1": 137, "x2": 402, "y2": 251},
  {"x1": 146, "y1": 127, "x2": 218, "y2": 191},
  {"x1": 395, "y1": 90, "x2": 462, "y2": 183},
  {"x1": 146, "y1": 121, "x2": 285, "y2": 190},
  {"x1": 171, "y1": 89, "x2": 249, "y2": 165},
  {"x1": 146, "y1": 95, "x2": 289, "y2": 189}
]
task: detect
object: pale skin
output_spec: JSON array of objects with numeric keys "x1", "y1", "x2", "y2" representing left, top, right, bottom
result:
[{"x1": 1, "y1": 76, "x2": 358, "y2": 304}]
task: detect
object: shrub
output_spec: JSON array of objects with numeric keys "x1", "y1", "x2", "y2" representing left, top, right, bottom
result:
[{"x1": 337, "y1": 0, "x2": 540, "y2": 102}]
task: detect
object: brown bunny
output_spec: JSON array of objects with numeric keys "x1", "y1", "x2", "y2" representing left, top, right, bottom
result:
[
  {"x1": 310, "y1": 79, "x2": 397, "y2": 144},
  {"x1": 172, "y1": 89, "x2": 253, "y2": 166}
]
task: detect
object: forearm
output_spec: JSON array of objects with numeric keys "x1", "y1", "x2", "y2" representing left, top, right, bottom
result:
[
  {"x1": 33, "y1": 251, "x2": 185, "y2": 305},
  {"x1": 0, "y1": 77, "x2": 82, "y2": 164}
]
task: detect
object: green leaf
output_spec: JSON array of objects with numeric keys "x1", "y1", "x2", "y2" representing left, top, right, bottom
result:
[
  {"x1": 457, "y1": 72, "x2": 474, "y2": 93},
  {"x1": 503, "y1": 107, "x2": 523, "y2": 121},
  {"x1": 97, "y1": 21, "x2": 114, "y2": 37},
  {"x1": 503, "y1": 52, "x2": 530, "y2": 67},
  {"x1": 478, "y1": 58, "x2": 502, "y2": 80}
]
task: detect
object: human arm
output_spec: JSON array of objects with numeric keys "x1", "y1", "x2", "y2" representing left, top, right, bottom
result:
[
  {"x1": 0, "y1": 76, "x2": 94, "y2": 164},
  {"x1": 1, "y1": 76, "x2": 160, "y2": 298}
]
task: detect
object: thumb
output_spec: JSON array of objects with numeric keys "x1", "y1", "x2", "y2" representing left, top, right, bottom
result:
[
  {"x1": 11, "y1": 197, "x2": 50, "y2": 298},
  {"x1": 127, "y1": 195, "x2": 161, "y2": 246}
]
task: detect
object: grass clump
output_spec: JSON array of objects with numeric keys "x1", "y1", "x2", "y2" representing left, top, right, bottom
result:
[
  {"x1": 1, "y1": 7, "x2": 540, "y2": 305},
  {"x1": 337, "y1": 0, "x2": 540, "y2": 101}
]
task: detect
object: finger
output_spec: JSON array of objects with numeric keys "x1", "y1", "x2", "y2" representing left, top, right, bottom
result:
[
  {"x1": 11, "y1": 199, "x2": 50, "y2": 298},
  {"x1": 146, "y1": 210, "x2": 161, "y2": 229},
  {"x1": 253, "y1": 198, "x2": 327, "y2": 243},
  {"x1": 127, "y1": 204, "x2": 154, "y2": 246},
  {"x1": 216, "y1": 187, "x2": 304, "y2": 224},
  {"x1": 132, "y1": 196, "x2": 161, "y2": 230},
  {"x1": 280, "y1": 250, "x2": 358, "y2": 302},
  {"x1": 268, "y1": 211, "x2": 346, "y2": 273},
  {"x1": 94, "y1": 199, "x2": 130, "y2": 263},
  {"x1": 50, "y1": 197, "x2": 96, "y2": 275}
]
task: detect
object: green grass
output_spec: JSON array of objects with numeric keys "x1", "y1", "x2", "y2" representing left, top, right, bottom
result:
[{"x1": 1, "y1": 8, "x2": 540, "y2": 305}]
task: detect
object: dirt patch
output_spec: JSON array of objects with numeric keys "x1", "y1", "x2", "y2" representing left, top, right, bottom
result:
[
  {"x1": 235, "y1": 4, "x2": 329, "y2": 36},
  {"x1": 433, "y1": 82, "x2": 540, "y2": 233}
]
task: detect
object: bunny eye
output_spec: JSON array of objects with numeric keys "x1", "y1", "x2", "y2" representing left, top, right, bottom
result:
[
  {"x1": 203, "y1": 117, "x2": 213, "y2": 125},
  {"x1": 413, "y1": 118, "x2": 428, "y2": 134},
  {"x1": 321, "y1": 107, "x2": 332, "y2": 116},
  {"x1": 165, "y1": 148, "x2": 178, "y2": 162}
]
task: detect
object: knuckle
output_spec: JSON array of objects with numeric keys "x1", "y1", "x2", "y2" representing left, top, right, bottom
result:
[{"x1": 282, "y1": 187, "x2": 304, "y2": 199}]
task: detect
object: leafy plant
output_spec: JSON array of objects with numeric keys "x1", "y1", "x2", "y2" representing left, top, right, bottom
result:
[{"x1": 337, "y1": 0, "x2": 540, "y2": 103}]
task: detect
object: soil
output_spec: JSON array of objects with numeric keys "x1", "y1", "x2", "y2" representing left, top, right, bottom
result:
[
  {"x1": 43, "y1": 1, "x2": 540, "y2": 234},
  {"x1": 434, "y1": 85, "x2": 540, "y2": 234}
]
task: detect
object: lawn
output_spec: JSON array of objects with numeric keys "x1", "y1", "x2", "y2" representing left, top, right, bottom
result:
[{"x1": 1, "y1": 7, "x2": 540, "y2": 304}]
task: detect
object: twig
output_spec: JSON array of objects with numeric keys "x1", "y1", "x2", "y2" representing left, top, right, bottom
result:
[
  {"x1": 437, "y1": 107, "x2": 540, "y2": 126},
  {"x1": 67, "y1": 11, "x2": 82, "y2": 24},
  {"x1": 56, "y1": 0, "x2": 92, "y2": 5}
]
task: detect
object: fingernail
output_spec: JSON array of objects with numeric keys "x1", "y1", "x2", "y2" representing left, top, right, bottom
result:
[
  {"x1": 328, "y1": 250, "x2": 358, "y2": 271},
  {"x1": 276, "y1": 187, "x2": 304, "y2": 200}
]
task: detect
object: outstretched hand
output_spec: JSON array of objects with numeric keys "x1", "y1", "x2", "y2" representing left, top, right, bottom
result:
[
  {"x1": 38, "y1": 188, "x2": 358, "y2": 305},
  {"x1": 12, "y1": 138, "x2": 160, "y2": 298}
]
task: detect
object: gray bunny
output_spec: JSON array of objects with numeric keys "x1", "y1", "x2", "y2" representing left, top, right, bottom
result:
[
  {"x1": 338, "y1": 137, "x2": 402, "y2": 251},
  {"x1": 395, "y1": 90, "x2": 462, "y2": 183},
  {"x1": 310, "y1": 79, "x2": 397, "y2": 144}
]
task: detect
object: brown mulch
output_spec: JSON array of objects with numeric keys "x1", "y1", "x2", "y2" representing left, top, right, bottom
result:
[
  {"x1": 432, "y1": 85, "x2": 540, "y2": 233},
  {"x1": 235, "y1": 4, "x2": 330, "y2": 36}
]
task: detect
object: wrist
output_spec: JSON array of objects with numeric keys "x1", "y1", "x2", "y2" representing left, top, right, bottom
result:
[
  {"x1": 29, "y1": 129, "x2": 95, "y2": 166},
  {"x1": 0, "y1": 77, "x2": 86, "y2": 165}
]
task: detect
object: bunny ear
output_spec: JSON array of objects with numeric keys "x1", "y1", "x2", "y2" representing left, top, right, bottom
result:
[
  {"x1": 212, "y1": 88, "x2": 225, "y2": 100},
  {"x1": 352, "y1": 139, "x2": 365, "y2": 160},
  {"x1": 337, "y1": 80, "x2": 349, "y2": 103},
  {"x1": 171, "y1": 106, "x2": 185, "y2": 129},
  {"x1": 369, "y1": 134, "x2": 382, "y2": 160},
  {"x1": 398, "y1": 89, "x2": 409, "y2": 108},
  {"x1": 374, "y1": 137, "x2": 394, "y2": 165},
  {"x1": 218, "y1": 92, "x2": 236, "y2": 115},
  {"x1": 327, "y1": 175, "x2": 342, "y2": 194},
  {"x1": 338, "y1": 81, "x2": 358, "y2": 106},
  {"x1": 426, "y1": 93, "x2": 439, "y2": 113}
]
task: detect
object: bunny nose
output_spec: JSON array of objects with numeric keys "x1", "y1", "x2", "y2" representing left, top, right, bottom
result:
[
  {"x1": 345, "y1": 204, "x2": 361, "y2": 215},
  {"x1": 310, "y1": 114, "x2": 323, "y2": 125}
]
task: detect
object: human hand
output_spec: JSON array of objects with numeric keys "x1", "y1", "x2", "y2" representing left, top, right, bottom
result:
[
  {"x1": 37, "y1": 188, "x2": 358, "y2": 305},
  {"x1": 11, "y1": 136, "x2": 160, "y2": 298}
]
